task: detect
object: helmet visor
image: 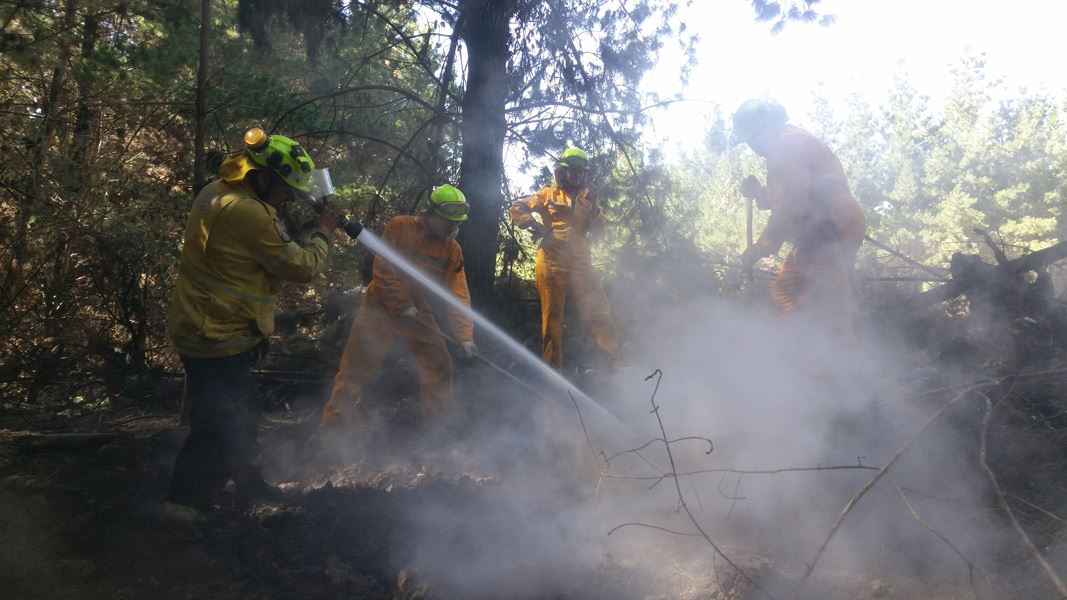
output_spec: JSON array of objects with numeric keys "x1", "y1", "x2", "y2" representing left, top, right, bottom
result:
[{"x1": 432, "y1": 201, "x2": 470, "y2": 221}]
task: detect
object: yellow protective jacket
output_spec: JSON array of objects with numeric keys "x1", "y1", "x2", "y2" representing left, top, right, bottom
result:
[
  {"x1": 168, "y1": 179, "x2": 330, "y2": 358},
  {"x1": 508, "y1": 185, "x2": 603, "y2": 260},
  {"x1": 365, "y1": 214, "x2": 474, "y2": 343}
]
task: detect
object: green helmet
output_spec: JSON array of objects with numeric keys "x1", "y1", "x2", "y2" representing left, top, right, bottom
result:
[
  {"x1": 429, "y1": 184, "x2": 470, "y2": 222},
  {"x1": 731, "y1": 99, "x2": 788, "y2": 145},
  {"x1": 243, "y1": 127, "x2": 315, "y2": 193},
  {"x1": 558, "y1": 147, "x2": 590, "y2": 170}
]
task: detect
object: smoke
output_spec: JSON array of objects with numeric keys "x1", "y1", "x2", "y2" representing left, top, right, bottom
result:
[{"x1": 281, "y1": 245, "x2": 1059, "y2": 598}]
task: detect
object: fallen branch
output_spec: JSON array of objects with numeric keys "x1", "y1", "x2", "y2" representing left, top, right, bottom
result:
[
  {"x1": 602, "y1": 435, "x2": 713, "y2": 465},
  {"x1": 798, "y1": 383, "x2": 994, "y2": 594},
  {"x1": 976, "y1": 390, "x2": 1067, "y2": 596},
  {"x1": 888, "y1": 474, "x2": 980, "y2": 597},
  {"x1": 1006, "y1": 493, "x2": 1067, "y2": 528},
  {"x1": 621, "y1": 369, "x2": 775, "y2": 600},
  {"x1": 13, "y1": 432, "x2": 125, "y2": 452}
]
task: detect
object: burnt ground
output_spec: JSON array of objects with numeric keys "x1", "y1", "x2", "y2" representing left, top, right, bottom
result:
[{"x1": 3, "y1": 324, "x2": 1067, "y2": 599}]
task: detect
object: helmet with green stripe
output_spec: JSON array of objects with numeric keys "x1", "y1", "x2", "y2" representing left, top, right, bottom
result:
[
  {"x1": 429, "y1": 184, "x2": 469, "y2": 222},
  {"x1": 558, "y1": 147, "x2": 590, "y2": 170},
  {"x1": 242, "y1": 127, "x2": 315, "y2": 193}
]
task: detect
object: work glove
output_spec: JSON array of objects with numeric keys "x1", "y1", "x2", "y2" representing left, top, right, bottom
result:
[
  {"x1": 459, "y1": 341, "x2": 478, "y2": 360},
  {"x1": 311, "y1": 203, "x2": 344, "y2": 236},
  {"x1": 740, "y1": 244, "x2": 765, "y2": 269},
  {"x1": 530, "y1": 222, "x2": 552, "y2": 241},
  {"x1": 399, "y1": 306, "x2": 419, "y2": 325},
  {"x1": 740, "y1": 175, "x2": 764, "y2": 201}
]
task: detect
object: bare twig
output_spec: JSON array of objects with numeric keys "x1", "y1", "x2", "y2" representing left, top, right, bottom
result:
[
  {"x1": 1006, "y1": 493, "x2": 1067, "y2": 528},
  {"x1": 976, "y1": 390, "x2": 1067, "y2": 596},
  {"x1": 601, "y1": 435, "x2": 713, "y2": 465},
  {"x1": 888, "y1": 474, "x2": 980, "y2": 597},
  {"x1": 607, "y1": 522, "x2": 703, "y2": 538},
  {"x1": 638, "y1": 369, "x2": 774, "y2": 600},
  {"x1": 864, "y1": 234, "x2": 949, "y2": 279},
  {"x1": 569, "y1": 391, "x2": 606, "y2": 472},
  {"x1": 602, "y1": 463, "x2": 878, "y2": 487},
  {"x1": 798, "y1": 383, "x2": 993, "y2": 593}
]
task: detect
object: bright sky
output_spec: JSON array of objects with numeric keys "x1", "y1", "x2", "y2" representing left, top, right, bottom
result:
[{"x1": 646, "y1": 0, "x2": 1067, "y2": 154}]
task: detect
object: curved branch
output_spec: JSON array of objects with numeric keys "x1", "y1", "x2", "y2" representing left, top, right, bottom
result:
[
  {"x1": 270, "y1": 85, "x2": 443, "y2": 132},
  {"x1": 977, "y1": 390, "x2": 1067, "y2": 596},
  {"x1": 639, "y1": 369, "x2": 775, "y2": 599},
  {"x1": 798, "y1": 383, "x2": 995, "y2": 593},
  {"x1": 602, "y1": 435, "x2": 713, "y2": 464},
  {"x1": 300, "y1": 128, "x2": 434, "y2": 178},
  {"x1": 607, "y1": 522, "x2": 703, "y2": 538}
]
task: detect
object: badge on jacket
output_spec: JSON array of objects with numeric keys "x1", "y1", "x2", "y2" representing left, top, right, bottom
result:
[{"x1": 273, "y1": 220, "x2": 291, "y2": 242}]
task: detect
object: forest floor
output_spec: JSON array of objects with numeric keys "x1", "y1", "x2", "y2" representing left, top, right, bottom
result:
[
  {"x1": 0, "y1": 409, "x2": 993, "y2": 600},
  {"x1": 3, "y1": 313, "x2": 1067, "y2": 599}
]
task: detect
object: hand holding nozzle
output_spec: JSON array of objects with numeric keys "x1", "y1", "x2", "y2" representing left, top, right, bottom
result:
[
  {"x1": 306, "y1": 168, "x2": 363, "y2": 239},
  {"x1": 311, "y1": 203, "x2": 344, "y2": 235},
  {"x1": 310, "y1": 198, "x2": 362, "y2": 239}
]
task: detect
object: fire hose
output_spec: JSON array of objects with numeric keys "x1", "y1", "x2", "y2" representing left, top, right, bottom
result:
[{"x1": 412, "y1": 316, "x2": 553, "y2": 401}]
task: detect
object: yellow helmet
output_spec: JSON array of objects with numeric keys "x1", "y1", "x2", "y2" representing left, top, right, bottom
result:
[{"x1": 429, "y1": 184, "x2": 470, "y2": 222}]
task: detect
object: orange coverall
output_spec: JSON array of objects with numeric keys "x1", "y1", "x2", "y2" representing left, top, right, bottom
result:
[
  {"x1": 755, "y1": 125, "x2": 867, "y2": 332},
  {"x1": 321, "y1": 214, "x2": 474, "y2": 426},
  {"x1": 509, "y1": 185, "x2": 618, "y2": 369}
]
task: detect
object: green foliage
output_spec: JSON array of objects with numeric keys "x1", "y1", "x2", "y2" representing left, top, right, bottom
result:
[
  {"x1": 0, "y1": 0, "x2": 445, "y2": 406},
  {"x1": 632, "y1": 54, "x2": 1067, "y2": 291}
]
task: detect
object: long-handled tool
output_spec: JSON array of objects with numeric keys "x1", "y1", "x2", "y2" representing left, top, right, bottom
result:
[{"x1": 412, "y1": 316, "x2": 553, "y2": 401}]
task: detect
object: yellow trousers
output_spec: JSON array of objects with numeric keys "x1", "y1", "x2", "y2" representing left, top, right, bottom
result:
[{"x1": 535, "y1": 245, "x2": 618, "y2": 369}]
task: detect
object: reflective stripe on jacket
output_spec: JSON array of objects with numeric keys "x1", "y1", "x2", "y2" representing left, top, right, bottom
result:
[{"x1": 168, "y1": 179, "x2": 329, "y2": 358}]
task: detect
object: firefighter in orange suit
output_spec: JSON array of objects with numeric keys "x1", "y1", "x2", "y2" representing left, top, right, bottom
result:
[
  {"x1": 733, "y1": 99, "x2": 867, "y2": 334},
  {"x1": 320, "y1": 185, "x2": 476, "y2": 428},
  {"x1": 509, "y1": 148, "x2": 619, "y2": 370}
]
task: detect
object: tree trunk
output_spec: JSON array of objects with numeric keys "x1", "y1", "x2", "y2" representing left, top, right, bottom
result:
[
  {"x1": 70, "y1": 11, "x2": 99, "y2": 177},
  {"x1": 456, "y1": 0, "x2": 511, "y2": 307},
  {"x1": 193, "y1": 0, "x2": 211, "y2": 191}
]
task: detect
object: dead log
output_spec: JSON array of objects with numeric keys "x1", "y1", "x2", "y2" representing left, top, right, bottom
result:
[
  {"x1": 884, "y1": 239, "x2": 1067, "y2": 314},
  {"x1": 13, "y1": 432, "x2": 126, "y2": 452}
]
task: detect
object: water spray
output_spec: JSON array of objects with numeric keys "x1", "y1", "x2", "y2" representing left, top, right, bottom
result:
[
  {"x1": 304, "y1": 167, "x2": 627, "y2": 434},
  {"x1": 356, "y1": 229, "x2": 627, "y2": 434}
]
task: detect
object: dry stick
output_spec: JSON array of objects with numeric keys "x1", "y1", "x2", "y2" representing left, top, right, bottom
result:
[
  {"x1": 976, "y1": 391, "x2": 1067, "y2": 597},
  {"x1": 727, "y1": 473, "x2": 746, "y2": 519},
  {"x1": 613, "y1": 369, "x2": 777, "y2": 600},
  {"x1": 569, "y1": 391, "x2": 606, "y2": 473},
  {"x1": 602, "y1": 436, "x2": 713, "y2": 465},
  {"x1": 797, "y1": 384, "x2": 992, "y2": 595},
  {"x1": 888, "y1": 474, "x2": 980, "y2": 597},
  {"x1": 864, "y1": 234, "x2": 948, "y2": 280},
  {"x1": 1006, "y1": 493, "x2": 1067, "y2": 527},
  {"x1": 606, "y1": 522, "x2": 703, "y2": 538},
  {"x1": 604, "y1": 463, "x2": 878, "y2": 487}
]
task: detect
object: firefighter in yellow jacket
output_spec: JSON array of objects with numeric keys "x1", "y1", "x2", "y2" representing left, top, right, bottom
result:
[
  {"x1": 320, "y1": 185, "x2": 476, "y2": 429},
  {"x1": 165, "y1": 127, "x2": 341, "y2": 529},
  {"x1": 733, "y1": 99, "x2": 867, "y2": 336},
  {"x1": 509, "y1": 148, "x2": 619, "y2": 370}
]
